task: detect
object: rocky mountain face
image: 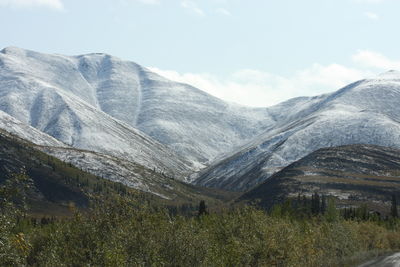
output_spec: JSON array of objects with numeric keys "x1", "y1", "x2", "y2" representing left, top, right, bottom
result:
[
  {"x1": 238, "y1": 144, "x2": 400, "y2": 210},
  {"x1": 194, "y1": 72, "x2": 400, "y2": 191}
]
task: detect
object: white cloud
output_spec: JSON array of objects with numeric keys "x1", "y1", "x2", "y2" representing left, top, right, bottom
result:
[
  {"x1": 149, "y1": 50, "x2": 399, "y2": 107},
  {"x1": 364, "y1": 11, "x2": 379, "y2": 20},
  {"x1": 215, "y1": 7, "x2": 231, "y2": 16},
  {"x1": 0, "y1": 0, "x2": 64, "y2": 9},
  {"x1": 181, "y1": 0, "x2": 204, "y2": 16},
  {"x1": 352, "y1": 50, "x2": 400, "y2": 70},
  {"x1": 149, "y1": 63, "x2": 372, "y2": 107},
  {"x1": 354, "y1": 0, "x2": 387, "y2": 3},
  {"x1": 136, "y1": 0, "x2": 160, "y2": 4}
]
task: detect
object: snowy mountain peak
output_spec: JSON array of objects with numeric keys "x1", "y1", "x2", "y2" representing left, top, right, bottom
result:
[
  {"x1": 0, "y1": 47, "x2": 275, "y2": 177},
  {"x1": 1, "y1": 46, "x2": 26, "y2": 55},
  {"x1": 375, "y1": 69, "x2": 400, "y2": 80}
]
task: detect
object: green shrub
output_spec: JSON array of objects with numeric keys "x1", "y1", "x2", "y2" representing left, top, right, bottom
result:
[{"x1": 2, "y1": 195, "x2": 400, "y2": 267}]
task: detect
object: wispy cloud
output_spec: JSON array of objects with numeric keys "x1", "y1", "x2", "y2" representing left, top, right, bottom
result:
[
  {"x1": 352, "y1": 50, "x2": 400, "y2": 69},
  {"x1": 364, "y1": 11, "x2": 379, "y2": 20},
  {"x1": 0, "y1": 0, "x2": 64, "y2": 10},
  {"x1": 135, "y1": 0, "x2": 160, "y2": 4},
  {"x1": 215, "y1": 7, "x2": 231, "y2": 16},
  {"x1": 149, "y1": 64, "x2": 371, "y2": 107},
  {"x1": 354, "y1": 0, "x2": 387, "y2": 3},
  {"x1": 149, "y1": 50, "x2": 399, "y2": 107},
  {"x1": 181, "y1": 0, "x2": 204, "y2": 16},
  {"x1": 124, "y1": 0, "x2": 231, "y2": 17}
]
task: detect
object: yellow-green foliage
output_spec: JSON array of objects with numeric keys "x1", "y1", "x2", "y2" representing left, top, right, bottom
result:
[
  {"x1": 2, "y1": 197, "x2": 400, "y2": 267},
  {"x1": 0, "y1": 174, "x2": 31, "y2": 266}
]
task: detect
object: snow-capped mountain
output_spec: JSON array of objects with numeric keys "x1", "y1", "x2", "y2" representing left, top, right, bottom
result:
[
  {"x1": 0, "y1": 47, "x2": 198, "y2": 178},
  {"x1": 3, "y1": 46, "x2": 400, "y2": 194},
  {"x1": 0, "y1": 47, "x2": 274, "y2": 171},
  {"x1": 194, "y1": 71, "x2": 400, "y2": 191}
]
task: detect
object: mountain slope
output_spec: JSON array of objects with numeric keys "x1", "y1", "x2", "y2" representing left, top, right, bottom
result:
[
  {"x1": 0, "y1": 113, "x2": 222, "y2": 199},
  {"x1": 0, "y1": 112, "x2": 195, "y2": 196},
  {"x1": 0, "y1": 129, "x2": 123, "y2": 215},
  {"x1": 0, "y1": 46, "x2": 274, "y2": 169},
  {"x1": 0, "y1": 129, "x2": 237, "y2": 216},
  {"x1": 0, "y1": 110, "x2": 66, "y2": 148},
  {"x1": 38, "y1": 145, "x2": 240, "y2": 202},
  {"x1": 0, "y1": 47, "x2": 193, "y2": 178},
  {"x1": 194, "y1": 71, "x2": 400, "y2": 191},
  {"x1": 238, "y1": 144, "x2": 400, "y2": 211}
]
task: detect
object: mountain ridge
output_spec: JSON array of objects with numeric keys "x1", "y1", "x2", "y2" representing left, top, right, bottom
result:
[
  {"x1": 0, "y1": 46, "x2": 274, "y2": 171},
  {"x1": 194, "y1": 71, "x2": 400, "y2": 191}
]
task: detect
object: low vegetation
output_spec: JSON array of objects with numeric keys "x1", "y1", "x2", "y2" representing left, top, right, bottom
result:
[{"x1": 1, "y1": 174, "x2": 400, "y2": 267}]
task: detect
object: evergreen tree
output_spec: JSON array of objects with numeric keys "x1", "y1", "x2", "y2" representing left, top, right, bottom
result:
[
  {"x1": 311, "y1": 192, "x2": 321, "y2": 215},
  {"x1": 343, "y1": 208, "x2": 349, "y2": 220},
  {"x1": 357, "y1": 204, "x2": 368, "y2": 221},
  {"x1": 198, "y1": 200, "x2": 207, "y2": 216},
  {"x1": 302, "y1": 195, "x2": 308, "y2": 212},
  {"x1": 391, "y1": 195, "x2": 398, "y2": 218},
  {"x1": 321, "y1": 195, "x2": 327, "y2": 215},
  {"x1": 296, "y1": 193, "x2": 302, "y2": 209},
  {"x1": 325, "y1": 197, "x2": 339, "y2": 222}
]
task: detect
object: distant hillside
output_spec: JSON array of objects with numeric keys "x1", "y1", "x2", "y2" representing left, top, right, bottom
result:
[{"x1": 238, "y1": 144, "x2": 400, "y2": 213}]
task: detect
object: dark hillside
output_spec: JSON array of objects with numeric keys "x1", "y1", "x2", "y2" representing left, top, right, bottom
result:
[
  {"x1": 0, "y1": 130, "x2": 236, "y2": 216},
  {"x1": 239, "y1": 144, "x2": 400, "y2": 213}
]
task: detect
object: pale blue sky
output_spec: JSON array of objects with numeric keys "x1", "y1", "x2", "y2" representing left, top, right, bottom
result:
[{"x1": 1, "y1": 0, "x2": 400, "y2": 106}]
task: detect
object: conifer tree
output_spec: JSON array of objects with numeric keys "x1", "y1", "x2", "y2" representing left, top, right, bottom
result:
[
  {"x1": 321, "y1": 195, "x2": 327, "y2": 214},
  {"x1": 325, "y1": 197, "x2": 339, "y2": 222},
  {"x1": 198, "y1": 200, "x2": 207, "y2": 216},
  {"x1": 391, "y1": 195, "x2": 398, "y2": 218},
  {"x1": 311, "y1": 192, "x2": 320, "y2": 215}
]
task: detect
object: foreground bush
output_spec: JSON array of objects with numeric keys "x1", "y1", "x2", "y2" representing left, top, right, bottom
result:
[{"x1": 2, "y1": 197, "x2": 400, "y2": 266}]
